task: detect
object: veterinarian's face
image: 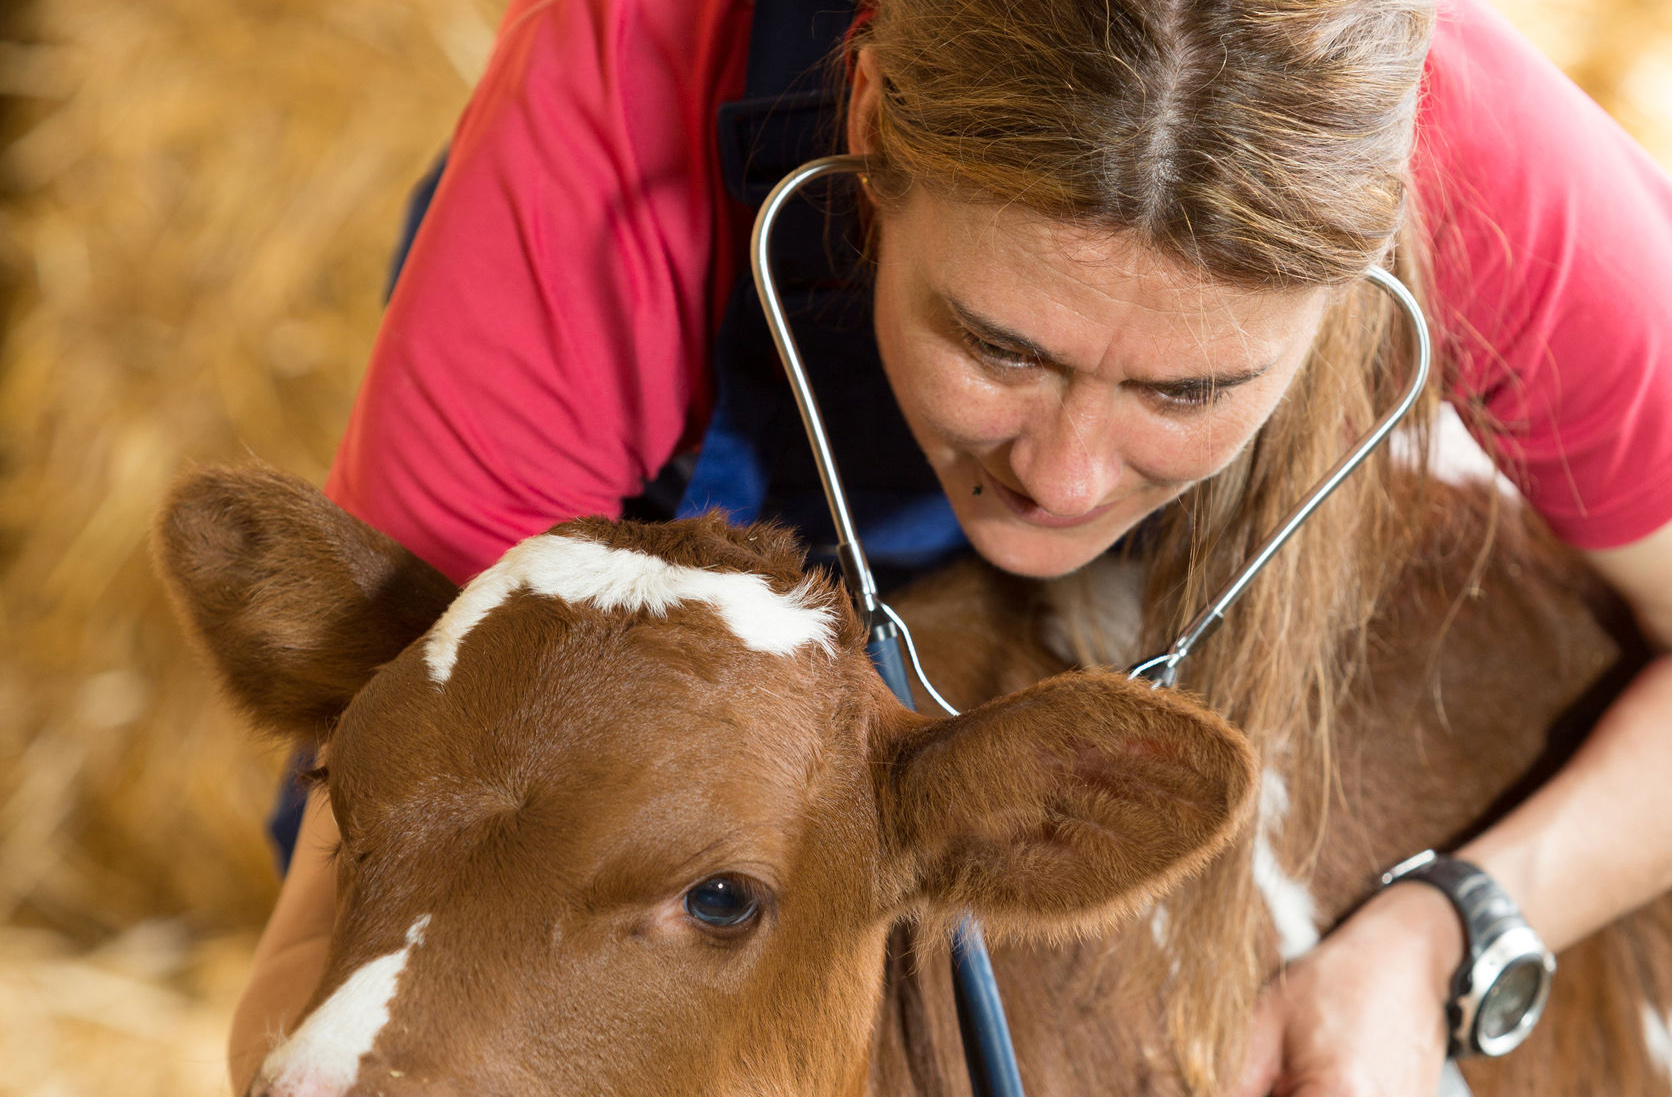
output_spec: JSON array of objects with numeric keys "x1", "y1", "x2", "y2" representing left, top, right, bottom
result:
[{"x1": 871, "y1": 190, "x2": 1330, "y2": 579}]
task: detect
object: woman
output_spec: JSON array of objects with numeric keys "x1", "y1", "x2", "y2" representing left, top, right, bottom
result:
[{"x1": 232, "y1": 0, "x2": 1672, "y2": 1093}]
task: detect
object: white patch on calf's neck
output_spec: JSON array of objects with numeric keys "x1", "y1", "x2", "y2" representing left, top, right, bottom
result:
[
  {"x1": 1438, "y1": 1060, "x2": 1473, "y2": 1097},
  {"x1": 256, "y1": 914, "x2": 430, "y2": 1096},
  {"x1": 424, "y1": 533, "x2": 836, "y2": 682},
  {"x1": 1251, "y1": 768, "x2": 1320, "y2": 962},
  {"x1": 1148, "y1": 903, "x2": 1169, "y2": 946},
  {"x1": 1643, "y1": 1001, "x2": 1672, "y2": 1078},
  {"x1": 1393, "y1": 403, "x2": 1520, "y2": 497}
]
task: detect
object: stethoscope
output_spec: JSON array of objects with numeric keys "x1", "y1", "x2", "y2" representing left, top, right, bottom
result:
[{"x1": 752, "y1": 154, "x2": 1435, "y2": 1097}]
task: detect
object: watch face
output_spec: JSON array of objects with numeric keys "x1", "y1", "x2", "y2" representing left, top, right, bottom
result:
[{"x1": 1479, "y1": 957, "x2": 1548, "y2": 1041}]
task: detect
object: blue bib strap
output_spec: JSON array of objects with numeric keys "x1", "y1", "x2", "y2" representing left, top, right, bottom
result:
[
  {"x1": 686, "y1": 0, "x2": 967, "y2": 583},
  {"x1": 677, "y1": 265, "x2": 968, "y2": 582}
]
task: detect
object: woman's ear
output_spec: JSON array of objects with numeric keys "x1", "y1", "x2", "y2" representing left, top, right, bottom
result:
[{"x1": 846, "y1": 46, "x2": 882, "y2": 157}]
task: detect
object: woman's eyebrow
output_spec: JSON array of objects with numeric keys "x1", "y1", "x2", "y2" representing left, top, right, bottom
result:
[{"x1": 947, "y1": 295, "x2": 1275, "y2": 386}]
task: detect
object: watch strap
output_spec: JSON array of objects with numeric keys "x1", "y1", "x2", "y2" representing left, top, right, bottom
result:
[{"x1": 1385, "y1": 853, "x2": 1525, "y2": 968}]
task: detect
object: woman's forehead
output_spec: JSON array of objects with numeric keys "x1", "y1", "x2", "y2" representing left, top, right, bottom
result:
[{"x1": 882, "y1": 187, "x2": 1330, "y2": 372}]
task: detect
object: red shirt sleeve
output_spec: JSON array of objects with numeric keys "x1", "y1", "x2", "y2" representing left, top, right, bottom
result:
[
  {"x1": 1417, "y1": 0, "x2": 1672, "y2": 550},
  {"x1": 326, "y1": 0, "x2": 751, "y2": 584}
]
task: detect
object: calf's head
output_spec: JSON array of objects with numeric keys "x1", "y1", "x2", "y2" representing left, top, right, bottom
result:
[{"x1": 157, "y1": 466, "x2": 1257, "y2": 1097}]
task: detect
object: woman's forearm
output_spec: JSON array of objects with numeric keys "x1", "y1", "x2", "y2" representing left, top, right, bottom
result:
[
  {"x1": 1456, "y1": 652, "x2": 1672, "y2": 953},
  {"x1": 229, "y1": 790, "x2": 340, "y2": 1096}
]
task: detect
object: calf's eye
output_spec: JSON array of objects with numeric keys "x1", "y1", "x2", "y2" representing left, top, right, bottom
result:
[{"x1": 683, "y1": 875, "x2": 759, "y2": 929}]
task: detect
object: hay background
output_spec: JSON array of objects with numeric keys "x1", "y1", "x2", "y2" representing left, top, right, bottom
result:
[{"x1": 0, "y1": 0, "x2": 1666, "y2": 1094}]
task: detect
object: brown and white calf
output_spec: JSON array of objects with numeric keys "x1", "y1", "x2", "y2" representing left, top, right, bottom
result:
[
  {"x1": 161, "y1": 465, "x2": 1672, "y2": 1096},
  {"x1": 156, "y1": 466, "x2": 1258, "y2": 1097}
]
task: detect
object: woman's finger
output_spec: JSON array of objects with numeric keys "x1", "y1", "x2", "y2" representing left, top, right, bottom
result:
[{"x1": 1229, "y1": 987, "x2": 1287, "y2": 1097}]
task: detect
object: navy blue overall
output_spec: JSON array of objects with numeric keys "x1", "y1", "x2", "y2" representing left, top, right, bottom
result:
[{"x1": 670, "y1": 0, "x2": 967, "y2": 586}]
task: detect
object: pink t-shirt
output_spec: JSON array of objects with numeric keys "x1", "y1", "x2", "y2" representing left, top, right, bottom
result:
[
  {"x1": 327, "y1": 0, "x2": 1672, "y2": 584},
  {"x1": 1416, "y1": 0, "x2": 1672, "y2": 550}
]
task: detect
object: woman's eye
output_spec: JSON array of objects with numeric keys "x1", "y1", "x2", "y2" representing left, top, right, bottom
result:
[
  {"x1": 959, "y1": 329, "x2": 1039, "y2": 372},
  {"x1": 1145, "y1": 381, "x2": 1233, "y2": 410},
  {"x1": 683, "y1": 875, "x2": 761, "y2": 929}
]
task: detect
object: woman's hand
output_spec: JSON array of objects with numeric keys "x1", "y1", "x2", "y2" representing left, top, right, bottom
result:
[{"x1": 1232, "y1": 882, "x2": 1463, "y2": 1097}]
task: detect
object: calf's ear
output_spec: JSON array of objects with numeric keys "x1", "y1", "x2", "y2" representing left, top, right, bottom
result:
[
  {"x1": 875, "y1": 670, "x2": 1257, "y2": 939},
  {"x1": 153, "y1": 465, "x2": 459, "y2": 743}
]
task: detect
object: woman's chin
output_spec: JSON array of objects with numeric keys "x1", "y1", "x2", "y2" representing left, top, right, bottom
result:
[{"x1": 959, "y1": 514, "x2": 1120, "y2": 579}]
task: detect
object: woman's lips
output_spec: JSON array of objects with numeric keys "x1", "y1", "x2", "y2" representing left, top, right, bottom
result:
[{"x1": 979, "y1": 468, "x2": 1120, "y2": 530}]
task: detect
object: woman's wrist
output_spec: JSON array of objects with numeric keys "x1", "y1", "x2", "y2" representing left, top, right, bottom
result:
[{"x1": 1341, "y1": 879, "x2": 1466, "y2": 1007}]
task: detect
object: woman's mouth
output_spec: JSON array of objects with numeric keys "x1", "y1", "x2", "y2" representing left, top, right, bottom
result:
[{"x1": 979, "y1": 468, "x2": 1120, "y2": 530}]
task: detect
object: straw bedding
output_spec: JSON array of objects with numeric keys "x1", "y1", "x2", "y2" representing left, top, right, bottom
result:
[
  {"x1": 0, "y1": 0, "x2": 502, "y2": 1091},
  {"x1": 0, "y1": 0, "x2": 1665, "y2": 1094}
]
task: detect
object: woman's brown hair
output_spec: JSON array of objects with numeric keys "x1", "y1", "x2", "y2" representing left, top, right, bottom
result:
[{"x1": 854, "y1": 0, "x2": 1440, "y2": 1087}]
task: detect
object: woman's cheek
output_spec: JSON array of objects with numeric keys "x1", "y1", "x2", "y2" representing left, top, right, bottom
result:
[
  {"x1": 1119, "y1": 412, "x2": 1240, "y2": 484},
  {"x1": 887, "y1": 343, "x2": 1028, "y2": 452},
  {"x1": 1120, "y1": 383, "x2": 1288, "y2": 484}
]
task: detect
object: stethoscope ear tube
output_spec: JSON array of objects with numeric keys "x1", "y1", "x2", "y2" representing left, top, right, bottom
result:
[{"x1": 750, "y1": 155, "x2": 880, "y2": 620}]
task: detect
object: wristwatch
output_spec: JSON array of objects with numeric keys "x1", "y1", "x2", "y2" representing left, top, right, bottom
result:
[{"x1": 1379, "y1": 849, "x2": 1557, "y2": 1058}]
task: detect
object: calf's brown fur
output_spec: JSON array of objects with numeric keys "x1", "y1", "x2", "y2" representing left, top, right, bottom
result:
[{"x1": 162, "y1": 466, "x2": 1663, "y2": 1096}]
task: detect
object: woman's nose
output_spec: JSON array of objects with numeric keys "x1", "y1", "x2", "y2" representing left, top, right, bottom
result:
[{"x1": 1007, "y1": 388, "x2": 1123, "y2": 516}]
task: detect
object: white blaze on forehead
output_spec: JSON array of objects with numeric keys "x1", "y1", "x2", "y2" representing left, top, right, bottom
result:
[
  {"x1": 256, "y1": 915, "x2": 431, "y2": 1096},
  {"x1": 424, "y1": 533, "x2": 837, "y2": 682},
  {"x1": 1251, "y1": 767, "x2": 1320, "y2": 962}
]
